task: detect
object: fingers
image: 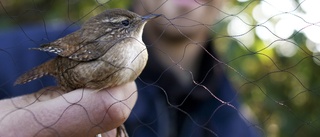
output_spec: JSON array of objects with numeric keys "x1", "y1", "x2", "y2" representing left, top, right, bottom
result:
[
  {"x1": 0, "y1": 86, "x2": 64, "y2": 112},
  {"x1": 0, "y1": 82, "x2": 138, "y2": 137}
]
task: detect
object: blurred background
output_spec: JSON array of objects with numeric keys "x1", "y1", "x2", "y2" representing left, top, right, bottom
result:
[{"x1": 1, "y1": 0, "x2": 320, "y2": 136}]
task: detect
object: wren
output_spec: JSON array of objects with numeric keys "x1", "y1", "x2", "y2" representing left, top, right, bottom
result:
[
  {"x1": 14, "y1": 8, "x2": 160, "y2": 137},
  {"x1": 15, "y1": 9, "x2": 160, "y2": 91}
]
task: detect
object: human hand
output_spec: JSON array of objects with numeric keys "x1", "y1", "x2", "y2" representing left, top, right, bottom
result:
[{"x1": 0, "y1": 82, "x2": 137, "y2": 137}]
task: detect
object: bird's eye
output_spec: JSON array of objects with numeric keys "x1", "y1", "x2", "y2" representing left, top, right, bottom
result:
[{"x1": 121, "y1": 20, "x2": 130, "y2": 26}]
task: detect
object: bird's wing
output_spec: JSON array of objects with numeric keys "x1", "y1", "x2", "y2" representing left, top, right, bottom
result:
[{"x1": 33, "y1": 30, "x2": 114, "y2": 61}]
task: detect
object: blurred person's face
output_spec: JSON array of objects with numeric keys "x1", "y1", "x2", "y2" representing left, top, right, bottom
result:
[{"x1": 133, "y1": 0, "x2": 222, "y2": 39}]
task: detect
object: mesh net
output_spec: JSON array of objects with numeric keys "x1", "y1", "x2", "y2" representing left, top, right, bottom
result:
[{"x1": 1, "y1": 0, "x2": 320, "y2": 137}]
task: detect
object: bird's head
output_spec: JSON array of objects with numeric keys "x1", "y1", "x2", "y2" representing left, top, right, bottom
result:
[{"x1": 82, "y1": 9, "x2": 161, "y2": 42}]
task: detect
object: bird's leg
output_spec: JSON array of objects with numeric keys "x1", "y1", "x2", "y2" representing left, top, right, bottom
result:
[{"x1": 116, "y1": 124, "x2": 128, "y2": 137}]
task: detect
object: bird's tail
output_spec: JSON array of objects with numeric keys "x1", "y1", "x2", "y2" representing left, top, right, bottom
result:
[{"x1": 14, "y1": 59, "x2": 56, "y2": 85}]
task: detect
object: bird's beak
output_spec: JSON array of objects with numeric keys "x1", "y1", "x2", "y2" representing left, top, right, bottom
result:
[{"x1": 141, "y1": 14, "x2": 161, "y2": 21}]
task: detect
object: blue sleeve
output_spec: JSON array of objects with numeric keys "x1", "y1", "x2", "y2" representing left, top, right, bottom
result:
[
  {"x1": 125, "y1": 76, "x2": 261, "y2": 137},
  {"x1": 179, "y1": 75, "x2": 261, "y2": 137}
]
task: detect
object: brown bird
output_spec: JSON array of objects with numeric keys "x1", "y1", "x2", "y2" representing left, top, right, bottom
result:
[{"x1": 14, "y1": 8, "x2": 160, "y2": 137}]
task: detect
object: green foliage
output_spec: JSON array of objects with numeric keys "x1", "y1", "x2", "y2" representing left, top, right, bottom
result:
[{"x1": 215, "y1": 1, "x2": 320, "y2": 136}]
